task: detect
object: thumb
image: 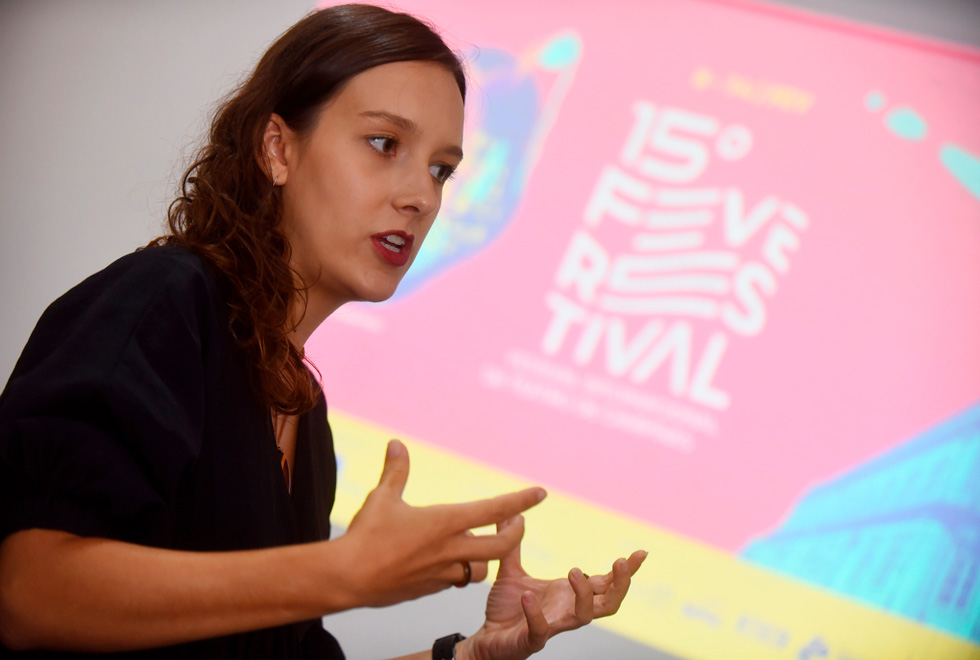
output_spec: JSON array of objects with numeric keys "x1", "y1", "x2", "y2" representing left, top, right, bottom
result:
[
  {"x1": 377, "y1": 439, "x2": 410, "y2": 497},
  {"x1": 496, "y1": 515, "x2": 527, "y2": 578}
]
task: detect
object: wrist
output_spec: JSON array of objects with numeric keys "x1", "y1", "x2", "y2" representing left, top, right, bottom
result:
[{"x1": 319, "y1": 534, "x2": 371, "y2": 612}]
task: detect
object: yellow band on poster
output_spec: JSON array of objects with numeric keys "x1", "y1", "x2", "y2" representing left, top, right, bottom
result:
[{"x1": 328, "y1": 410, "x2": 980, "y2": 660}]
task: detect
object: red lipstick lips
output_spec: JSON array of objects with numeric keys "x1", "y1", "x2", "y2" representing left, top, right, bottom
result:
[{"x1": 371, "y1": 231, "x2": 414, "y2": 267}]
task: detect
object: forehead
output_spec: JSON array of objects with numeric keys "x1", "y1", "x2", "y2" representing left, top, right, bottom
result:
[{"x1": 324, "y1": 61, "x2": 464, "y2": 142}]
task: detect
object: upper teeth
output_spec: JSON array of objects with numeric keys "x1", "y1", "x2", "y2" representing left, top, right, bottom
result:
[{"x1": 386, "y1": 234, "x2": 405, "y2": 246}]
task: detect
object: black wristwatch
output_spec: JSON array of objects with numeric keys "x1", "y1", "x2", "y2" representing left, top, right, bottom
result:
[{"x1": 432, "y1": 633, "x2": 466, "y2": 659}]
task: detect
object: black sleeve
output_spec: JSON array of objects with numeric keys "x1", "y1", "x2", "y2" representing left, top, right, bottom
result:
[{"x1": 0, "y1": 248, "x2": 219, "y2": 547}]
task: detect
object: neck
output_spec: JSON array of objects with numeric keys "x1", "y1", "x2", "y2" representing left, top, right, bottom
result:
[{"x1": 287, "y1": 290, "x2": 343, "y2": 349}]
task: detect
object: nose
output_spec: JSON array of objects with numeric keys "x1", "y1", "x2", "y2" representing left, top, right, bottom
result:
[{"x1": 393, "y1": 162, "x2": 439, "y2": 218}]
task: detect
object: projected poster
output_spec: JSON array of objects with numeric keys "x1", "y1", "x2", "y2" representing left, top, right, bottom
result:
[{"x1": 308, "y1": 1, "x2": 980, "y2": 658}]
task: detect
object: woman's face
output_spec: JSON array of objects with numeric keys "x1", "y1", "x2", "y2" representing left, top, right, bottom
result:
[{"x1": 272, "y1": 60, "x2": 464, "y2": 317}]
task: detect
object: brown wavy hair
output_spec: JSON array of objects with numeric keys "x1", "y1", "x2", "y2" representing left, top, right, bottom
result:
[{"x1": 152, "y1": 4, "x2": 466, "y2": 415}]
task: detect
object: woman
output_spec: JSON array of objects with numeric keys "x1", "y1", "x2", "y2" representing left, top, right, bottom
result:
[{"x1": 0, "y1": 5, "x2": 645, "y2": 658}]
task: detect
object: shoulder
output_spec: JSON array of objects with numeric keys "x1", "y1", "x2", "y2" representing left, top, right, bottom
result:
[
  {"x1": 7, "y1": 246, "x2": 225, "y2": 384},
  {"x1": 46, "y1": 246, "x2": 218, "y2": 325},
  {"x1": 86, "y1": 245, "x2": 215, "y2": 298},
  {"x1": 115, "y1": 244, "x2": 209, "y2": 277}
]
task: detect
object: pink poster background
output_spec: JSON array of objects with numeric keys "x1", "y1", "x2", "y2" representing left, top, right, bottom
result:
[{"x1": 309, "y1": 0, "x2": 980, "y2": 551}]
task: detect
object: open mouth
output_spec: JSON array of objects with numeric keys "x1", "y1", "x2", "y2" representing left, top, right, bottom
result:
[
  {"x1": 378, "y1": 234, "x2": 406, "y2": 252},
  {"x1": 371, "y1": 231, "x2": 414, "y2": 267}
]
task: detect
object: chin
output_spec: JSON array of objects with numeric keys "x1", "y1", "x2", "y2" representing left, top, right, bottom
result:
[
  {"x1": 357, "y1": 279, "x2": 402, "y2": 304},
  {"x1": 363, "y1": 290, "x2": 396, "y2": 304}
]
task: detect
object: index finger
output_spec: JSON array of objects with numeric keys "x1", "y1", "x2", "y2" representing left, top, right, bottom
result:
[
  {"x1": 444, "y1": 487, "x2": 547, "y2": 532},
  {"x1": 596, "y1": 551, "x2": 646, "y2": 618},
  {"x1": 588, "y1": 549, "x2": 647, "y2": 595}
]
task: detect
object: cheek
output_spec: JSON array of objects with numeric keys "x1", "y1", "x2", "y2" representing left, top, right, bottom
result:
[
  {"x1": 332, "y1": 161, "x2": 391, "y2": 215},
  {"x1": 286, "y1": 173, "x2": 351, "y2": 237}
]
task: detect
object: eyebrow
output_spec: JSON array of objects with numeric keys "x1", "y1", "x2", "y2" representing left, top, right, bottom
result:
[{"x1": 360, "y1": 110, "x2": 464, "y2": 160}]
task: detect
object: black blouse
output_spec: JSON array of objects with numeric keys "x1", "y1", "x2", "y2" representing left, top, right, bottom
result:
[{"x1": 0, "y1": 246, "x2": 344, "y2": 658}]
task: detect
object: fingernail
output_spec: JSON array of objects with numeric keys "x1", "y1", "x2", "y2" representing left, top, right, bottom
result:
[
  {"x1": 571, "y1": 567, "x2": 584, "y2": 580},
  {"x1": 536, "y1": 488, "x2": 548, "y2": 502},
  {"x1": 387, "y1": 439, "x2": 404, "y2": 457}
]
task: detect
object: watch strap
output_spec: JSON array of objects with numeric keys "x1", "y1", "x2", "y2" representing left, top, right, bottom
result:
[{"x1": 432, "y1": 632, "x2": 466, "y2": 659}]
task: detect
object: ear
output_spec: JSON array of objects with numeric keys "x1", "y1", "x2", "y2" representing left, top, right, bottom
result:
[{"x1": 261, "y1": 113, "x2": 291, "y2": 186}]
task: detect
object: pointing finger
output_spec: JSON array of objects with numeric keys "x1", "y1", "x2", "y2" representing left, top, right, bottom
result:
[
  {"x1": 626, "y1": 549, "x2": 648, "y2": 575},
  {"x1": 450, "y1": 487, "x2": 547, "y2": 532}
]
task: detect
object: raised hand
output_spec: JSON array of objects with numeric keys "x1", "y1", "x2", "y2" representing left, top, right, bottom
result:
[
  {"x1": 336, "y1": 440, "x2": 547, "y2": 608},
  {"x1": 457, "y1": 517, "x2": 647, "y2": 660}
]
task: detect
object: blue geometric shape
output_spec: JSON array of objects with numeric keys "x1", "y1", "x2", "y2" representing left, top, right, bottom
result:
[
  {"x1": 941, "y1": 143, "x2": 980, "y2": 203},
  {"x1": 395, "y1": 47, "x2": 540, "y2": 299},
  {"x1": 864, "y1": 90, "x2": 886, "y2": 112},
  {"x1": 382, "y1": 26, "x2": 584, "y2": 303},
  {"x1": 741, "y1": 401, "x2": 980, "y2": 643},
  {"x1": 538, "y1": 32, "x2": 582, "y2": 70},
  {"x1": 885, "y1": 106, "x2": 928, "y2": 141}
]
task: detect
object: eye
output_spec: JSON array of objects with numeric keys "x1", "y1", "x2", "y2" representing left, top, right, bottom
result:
[
  {"x1": 367, "y1": 136, "x2": 397, "y2": 155},
  {"x1": 429, "y1": 163, "x2": 457, "y2": 184}
]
